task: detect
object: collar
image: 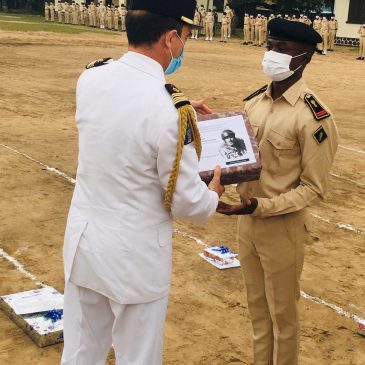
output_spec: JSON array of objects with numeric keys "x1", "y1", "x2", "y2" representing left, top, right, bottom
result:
[
  {"x1": 265, "y1": 78, "x2": 304, "y2": 106},
  {"x1": 118, "y1": 51, "x2": 165, "y2": 82}
]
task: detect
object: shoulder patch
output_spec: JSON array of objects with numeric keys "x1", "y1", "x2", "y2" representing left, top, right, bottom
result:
[
  {"x1": 313, "y1": 126, "x2": 328, "y2": 144},
  {"x1": 184, "y1": 124, "x2": 194, "y2": 145},
  {"x1": 85, "y1": 57, "x2": 112, "y2": 70},
  {"x1": 304, "y1": 94, "x2": 330, "y2": 121},
  {"x1": 243, "y1": 84, "x2": 268, "y2": 102}
]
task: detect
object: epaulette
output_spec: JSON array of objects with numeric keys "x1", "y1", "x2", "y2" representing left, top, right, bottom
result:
[
  {"x1": 85, "y1": 57, "x2": 112, "y2": 70},
  {"x1": 304, "y1": 94, "x2": 330, "y2": 121},
  {"x1": 243, "y1": 84, "x2": 268, "y2": 102},
  {"x1": 165, "y1": 84, "x2": 193, "y2": 145}
]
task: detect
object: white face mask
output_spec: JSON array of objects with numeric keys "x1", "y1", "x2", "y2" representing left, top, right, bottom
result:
[{"x1": 262, "y1": 50, "x2": 307, "y2": 82}]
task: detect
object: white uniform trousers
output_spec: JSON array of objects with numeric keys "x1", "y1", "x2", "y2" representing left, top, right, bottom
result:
[{"x1": 61, "y1": 282, "x2": 168, "y2": 365}]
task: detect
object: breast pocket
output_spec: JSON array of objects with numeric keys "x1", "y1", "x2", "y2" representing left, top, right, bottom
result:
[{"x1": 265, "y1": 129, "x2": 298, "y2": 174}]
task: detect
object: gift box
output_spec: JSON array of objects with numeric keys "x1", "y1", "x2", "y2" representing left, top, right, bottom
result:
[
  {"x1": 198, "y1": 111, "x2": 262, "y2": 185},
  {"x1": 0, "y1": 287, "x2": 64, "y2": 347},
  {"x1": 199, "y1": 245, "x2": 240, "y2": 270},
  {"x1": 358, "y1": 319, "x2": 365, "y2": 337}
]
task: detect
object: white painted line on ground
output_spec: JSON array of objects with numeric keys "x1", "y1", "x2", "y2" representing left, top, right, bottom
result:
[
  {"x1": 311, "y1": 213, "x2": 365, "y2": 236},
  {"x1": 300, "y1": 291, "x2": 363, "y2": 323},
  {"x1": 174, "y1": 229, "x2": 364, "y2": 323},
  {"x1": 0, "y1": 247, "x2": 46, "y2": 288},
  {"x1": 330, "y1": 172, "x2": 365, "y2": 189},
  {"x1": 339, "y1": 145, "x2": 365, "y2": 155},
  {"x1": 0, "y1": 143, "x2": 76, "y2": 184}
]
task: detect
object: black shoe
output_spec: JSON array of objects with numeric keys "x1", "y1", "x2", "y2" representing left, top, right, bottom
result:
[
  {"x1": 362, "y1": 57, "x2": 365, "y2": 60},
  {"x1": 356, "y1": 57, "x2": 362, "y2": 60}
]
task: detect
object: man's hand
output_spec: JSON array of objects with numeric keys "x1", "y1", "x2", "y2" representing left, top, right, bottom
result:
[
  {"x1": 208, "y1": 166, "x2": 225, "y2": 198},
  {"x1": 217, "y1": 198, "x2": 258, "y2": 215},
  {"x1": 190, "y1": 99, "x2": 213, "y2": 115}
]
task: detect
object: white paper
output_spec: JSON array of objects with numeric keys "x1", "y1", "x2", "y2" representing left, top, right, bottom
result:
[
  {"x1": 198, "y1": 115, "x2": 257, "y2": 172},
  {"x1": 199, "y1": 253, "x2": 241, "y2": 270},
  {"x1": 3, "y1": 287, "x2": 63, "y2": 315}
]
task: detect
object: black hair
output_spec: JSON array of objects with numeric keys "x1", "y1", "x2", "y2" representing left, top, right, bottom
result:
[{"x1": 126, "y1": 10, "x2": 184, "y2": 47}]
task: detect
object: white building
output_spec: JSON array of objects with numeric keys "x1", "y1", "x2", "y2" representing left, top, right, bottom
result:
[{"x1": 334, "y1": 0, "x2": 364, "y2": 46}]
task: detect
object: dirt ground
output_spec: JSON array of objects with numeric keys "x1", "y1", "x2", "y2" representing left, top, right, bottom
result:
[{"x1": 0, "y1": 29, "x2": 364, "y2": 365}]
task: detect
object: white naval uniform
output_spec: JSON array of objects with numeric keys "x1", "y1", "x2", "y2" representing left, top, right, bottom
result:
[{"x1": 61, "y1": 51, "x2": 218, "y2": 365}]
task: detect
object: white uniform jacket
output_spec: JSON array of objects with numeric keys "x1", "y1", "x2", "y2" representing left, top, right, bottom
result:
[{"x1": 64, "y1": 52, "x2": 218, "y2": 304}]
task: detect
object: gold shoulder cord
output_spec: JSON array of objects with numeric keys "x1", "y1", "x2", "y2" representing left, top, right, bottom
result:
[{"x1": 164, "y1": 84, "x2": 202, "y2": 212}]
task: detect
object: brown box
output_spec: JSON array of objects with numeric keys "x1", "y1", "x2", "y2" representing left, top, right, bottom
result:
[{"x1": 198, "y1": 111, "x2": 261, "y2": 185}]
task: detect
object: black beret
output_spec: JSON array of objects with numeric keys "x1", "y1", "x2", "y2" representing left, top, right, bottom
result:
[
  {"x1": 268, "y1": 18, "x2": 322, "y2": 45},
  {"x1": 128, "y1": 0, "x2": 197, "y2": 26}
]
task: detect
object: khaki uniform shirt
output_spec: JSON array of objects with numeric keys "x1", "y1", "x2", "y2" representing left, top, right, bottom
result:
[
  {"x1": 244, "y1": 16, "x2": 250, "y2": 26},
  {"x1": 321, "y1": 20, "x2": 329, "y2": 32},
  {"x1": 313, "y1": 19, "x2": 321, "y2": 31},
  {"x1": 237, "y1": 80, "x2": 339, "y2": 217},
  {"x1": 205, "y1": 13, "x2": 214, "y2": 24},
  {"x1": 193, "y1": 11, "x2": 200, "y2": 26},
  {"x1": 329, "y1": 20, "x2": 338, "y2": 31}
]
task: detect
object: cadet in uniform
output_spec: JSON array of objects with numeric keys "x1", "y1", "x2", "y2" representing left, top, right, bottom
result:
[
  {"x1": 313, "y1": 15, "x2": 322, "y2": 51},
  {"x1": 250, "y1": 15, "x2": 255, "y2": 44},
  {"x1": 242, "y1": 13, "x2": 250, "y2": 45},
  {"x1": 255, "y1": 14, "x2": 264, "y2": 46},
  {"x1": 321, "y1": 16, "x2": 329, "y2": 55},
  {"x1": 191, "y1": 9, "x2": 200, "y2": 39},
  {"x1": 328, "y1": 16, "x2": 338, "y2": 51},
  {"x1": 205, "y1": 9, "x2": 214, "y2": 41},
  {"x1": 357, "y1": 24, "x2": 365, "y2": 60},
  {"x1": 225, "y1": 5, "x2": 234, "y2": 38},
  {"x1": 50, "y1": 2, "x2": 55, "y2": 21},
  {"x1": 218, "y1": 18, "x2": 338, "y2": 365},
  {"x1": 60, "y1": 1, "x2": 224, "y2": 364},
  {"x1": 220, "y1": 11, "x2": 228, "y2": 43},
  {"x1": 45, "y1": 2, "x2": 50, "y2": 21},
  {"x1": 199, "y1": 4, "x2": 206, "y2": 36},
  {"x1": 114, "y1": 6, "x2": 119, "y2": 31},
  {"x1": 120, "y1": 4, "x2": 127, "y2": 31}
]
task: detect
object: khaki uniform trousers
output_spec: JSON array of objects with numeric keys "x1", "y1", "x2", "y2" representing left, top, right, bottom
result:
[
  {"x1": 255, "y1": 26, "x2": 263, "y2": 45},
  {"x1": 329, "y1": 30, "x2": 336, "y2": 50},
  {"x1": 360, "y1": 37, "x2": 365, "y2": 58},
  {"x1": 121, "y1": 16, "x2": 126, "y2": 31},
  {"x1": 221, "y1": 24, "x2": 228, "y2": 41},
  {"x1": 206, "y1": 22, "x2": 213, "y2": 39},
  {"x1": 321, "y1": 30, "x2": 328, "y2": 52},
  {"x1": 244, "y1": 25, "x2": 250, "y2": 43},
  {"x1": 251, "y1": 26, "x2": 255, "y2": 43},
  {"x1": 238, "y1": 210, "x2": 307, "y2": 365},
  {"x1": 61, "y1": 282, "x2": 168, "y2": 365}
]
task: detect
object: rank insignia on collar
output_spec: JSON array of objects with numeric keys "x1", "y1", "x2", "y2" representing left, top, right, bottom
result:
[
  {"x1": 313, "y1": 126, "x2": 328, "y2": 144},
  {"x1": 304, "y1": 94, "x2": 330, "y2": 121},
  {"x1": 85, "y1": 57, "x2": 112, "y2": 69}
]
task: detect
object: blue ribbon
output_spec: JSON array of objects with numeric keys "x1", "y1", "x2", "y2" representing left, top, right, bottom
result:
[
  {"x1": 211, "y1": 246, "x2": 230, "y2": 254},
  {"x1": 43, "y1": 309, "x2": 63, "y2": 323}
]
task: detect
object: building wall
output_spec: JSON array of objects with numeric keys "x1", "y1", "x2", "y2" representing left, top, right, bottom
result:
[{"x1": 334, "y1": 0, "x2": 362, "y2": 39}]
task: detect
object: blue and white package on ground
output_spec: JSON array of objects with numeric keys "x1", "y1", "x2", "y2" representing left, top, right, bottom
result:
[
  {"x1": 199, "y1": 245, "x2": 240, "y2": 270},
  {"x1": 0, "y1": 286, "x2": 64, "y2": 347}
]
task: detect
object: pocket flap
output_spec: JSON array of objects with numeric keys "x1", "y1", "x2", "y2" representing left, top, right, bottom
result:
[{"x1": 267, "y1": 130, "x2": 296, "y2": 150}]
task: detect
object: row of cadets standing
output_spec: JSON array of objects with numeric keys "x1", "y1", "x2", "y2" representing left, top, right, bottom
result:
[
  {"x1": 242, "y1": 14, "x2": 269, "y2": 46},
  {"x1": 47, "y1": 2, "x2": 128, "y2": 32}
]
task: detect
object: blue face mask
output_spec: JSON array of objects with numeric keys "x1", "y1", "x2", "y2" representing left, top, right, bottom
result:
[{"x1": 164, "y1": 33, "x2": 185, "y2": 75}]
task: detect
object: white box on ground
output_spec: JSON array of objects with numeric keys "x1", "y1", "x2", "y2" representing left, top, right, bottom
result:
[
  {"x1": 0, "y1": 286, "x2": 64, "y2": 347},
  {"x1": 199, "y1": 246, "x2": 241, "y2": 270}
]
